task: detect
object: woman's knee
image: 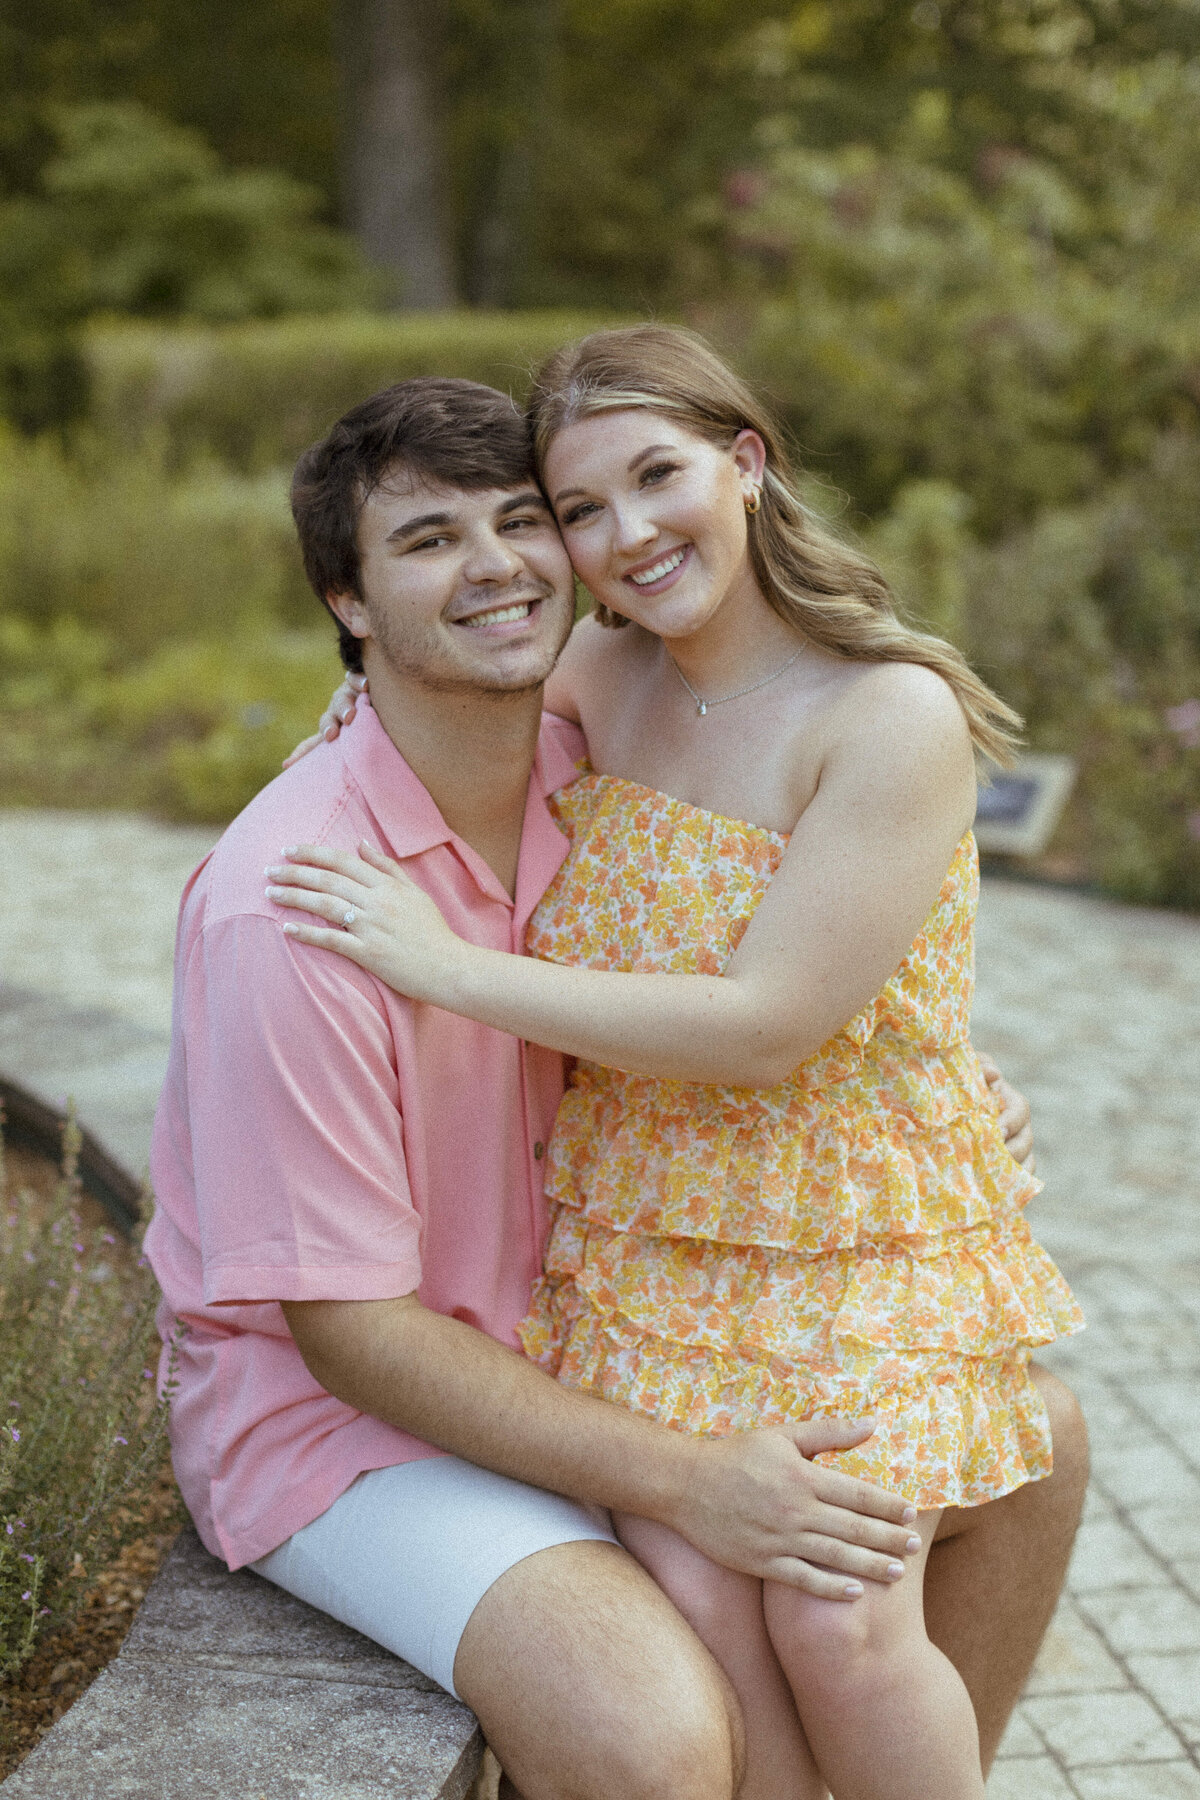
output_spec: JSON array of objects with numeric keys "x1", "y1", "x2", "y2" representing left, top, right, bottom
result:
[{"x1": 764, "y1": 1581, "x2": 912, "y2": 1688}]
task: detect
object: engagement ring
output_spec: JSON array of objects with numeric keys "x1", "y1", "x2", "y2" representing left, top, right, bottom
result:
[{"x1": 342, "y1": 905, "x2": 357, "y2": 928}]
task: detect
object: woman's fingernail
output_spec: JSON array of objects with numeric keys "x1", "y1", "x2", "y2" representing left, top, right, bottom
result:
[
  {"x1": 265, "y1": 866, "x2": 283, "y2": 878},
  {"x1": 265, "y1": 887, "x2": 284, "y2": 901},
  {"x1": 844, "y1": 1581, "x2": 864, "y2": 1598},
  {"x1": 887, "y1": 1561, "x2": 905, "y2": 1580},
  {"x1": 282, "y1": 924, "x2": 298, "y2": 936},
  {"x1": 902, "y1": 1505, "x2": 918, "y2": 1524},
  {"x1": 906, "y1": 1535, "x2": 922, "y2": 1554},
  {"x1": 282, "y1": 846, "x2": 299, "y2": 857}
]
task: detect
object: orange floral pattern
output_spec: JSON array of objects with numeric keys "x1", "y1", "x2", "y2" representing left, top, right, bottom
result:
[{"x1": 518, "y1": 774, "x2": 1083, "y2": 1508}]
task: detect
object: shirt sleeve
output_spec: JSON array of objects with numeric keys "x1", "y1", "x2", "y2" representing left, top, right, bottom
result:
[{"x1": 184, "y1": 913, "x2": 422, "y2": 1307}]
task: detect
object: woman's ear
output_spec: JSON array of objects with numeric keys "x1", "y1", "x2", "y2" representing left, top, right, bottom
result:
[
  {"x1": 327, "y1": 590, "x2": 371, "y2": 641},
  {"x1": 731, "y1": 429, "x2": 768, "y2": 494}
]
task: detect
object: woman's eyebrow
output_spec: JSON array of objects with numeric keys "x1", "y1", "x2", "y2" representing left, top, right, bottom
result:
[{"x1": 553, "y1": 445, "x2": 677, "y2": 506}]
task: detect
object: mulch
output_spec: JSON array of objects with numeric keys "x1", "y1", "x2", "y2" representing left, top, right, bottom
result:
[{"x1": 0, "y1": 1144, "x2": 183, "y2": 1781}]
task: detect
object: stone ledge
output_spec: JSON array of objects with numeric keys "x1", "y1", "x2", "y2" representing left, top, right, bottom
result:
[{"x1": 0, "y1": 1530, "x2": 483, "y2": 1800}]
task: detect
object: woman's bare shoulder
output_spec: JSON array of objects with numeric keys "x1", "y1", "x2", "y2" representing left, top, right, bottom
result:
[
  {"x1": 544, "y1": 613, "x2": 650, "y2": 719},
  {"x1": 833, "y1": 658, "x2": 971, "y2": 746}
]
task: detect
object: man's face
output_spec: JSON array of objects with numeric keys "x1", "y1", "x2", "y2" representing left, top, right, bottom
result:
[{"x1": 330, "y1": 468, "x2": 575, "y2": 695}]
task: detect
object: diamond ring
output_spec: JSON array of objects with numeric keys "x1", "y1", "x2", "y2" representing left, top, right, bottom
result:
[{"x1": 342, "y1": 905, "x2": 357, "y2": 928}]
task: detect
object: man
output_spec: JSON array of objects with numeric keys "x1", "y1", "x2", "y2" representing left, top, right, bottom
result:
[{"x1": 147, "y1": 376, "x2": 1087, "y2": 1800}]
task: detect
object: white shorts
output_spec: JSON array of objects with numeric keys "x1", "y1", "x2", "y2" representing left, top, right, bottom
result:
[{"x1": 250, "y1": 1456, "x2": 618, "y2": 1697}]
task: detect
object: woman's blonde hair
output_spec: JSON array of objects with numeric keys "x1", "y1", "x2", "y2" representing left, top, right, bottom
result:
[{"x1": 527, "y1": 324, "x2": 1021, "y2": 765}]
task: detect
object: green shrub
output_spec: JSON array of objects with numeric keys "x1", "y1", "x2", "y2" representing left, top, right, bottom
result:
[
  {"x1": 0, "y1": 1121, "x2": 179, "y2": 1679},
  {"x1": 0, "y1": 103, "x2": 377, "y2": 433},
  {"x1": 94, "y1": 630, "x2": 346, "y2": 821},
  {"x1": 82, "y1": 310, "x2": 619, "y2": 471},
  {"x1": 0, "y1": 611, "x2": 343, "y2": 822},
  {"x1": 0, "y1": 428, "x2": 311, "y2": 647}
]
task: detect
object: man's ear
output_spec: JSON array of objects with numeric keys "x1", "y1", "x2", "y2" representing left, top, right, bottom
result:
[{"x1": 327, "y1": 589, "x2": 370, "y2": 642}]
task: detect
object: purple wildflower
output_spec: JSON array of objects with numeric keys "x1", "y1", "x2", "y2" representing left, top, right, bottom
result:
[
  {"x1": 20, "y1": 1591, "x2": 30, "y2": 1602},
  {"x1": 114, "y1": 1435, "x2": 128, "y2": 1446}
]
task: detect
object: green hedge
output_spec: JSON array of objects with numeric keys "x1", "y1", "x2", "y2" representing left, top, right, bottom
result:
[{"x1": 83, "y1": 311, "x2": 618, "y2": 472}]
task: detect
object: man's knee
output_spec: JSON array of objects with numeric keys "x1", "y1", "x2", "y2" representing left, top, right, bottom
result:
[
  {"x1": 1034, "y1": 1364, "x2": 1090, "y2": 1506},
  {"x1": 601, "y1": 1669, "x2": 739, "y2": 1800},
  {"x1": 456, "y1": 1539, "x2": 739, "y2": 1800}
]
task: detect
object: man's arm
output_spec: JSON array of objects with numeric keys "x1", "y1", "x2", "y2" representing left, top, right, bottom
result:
[{"x1": 283, "y1": 1292, "x2": 921, "y2": 1600}]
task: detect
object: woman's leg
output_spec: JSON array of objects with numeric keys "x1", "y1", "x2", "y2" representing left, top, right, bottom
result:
[
  {"x1": 613, "y1": 1511, "x2": 827, "y2": 1800},
  {"x1": 765, "y1": 1510, "x2": 985, "y2": 1800}
]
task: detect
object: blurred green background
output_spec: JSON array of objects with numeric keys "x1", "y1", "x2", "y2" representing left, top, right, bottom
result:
[{"x1": 1, "y1": 1, "x2": 1198, "y2": 907}]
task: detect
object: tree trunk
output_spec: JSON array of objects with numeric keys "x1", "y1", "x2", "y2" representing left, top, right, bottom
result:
[{"x1": 338, "y1": 0, "x2": 456, "y2": 308}]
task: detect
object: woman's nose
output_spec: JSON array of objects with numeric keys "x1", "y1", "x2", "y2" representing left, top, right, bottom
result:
[{"x1": 610, "y1": 503, "x2": 656, "y2": 554}]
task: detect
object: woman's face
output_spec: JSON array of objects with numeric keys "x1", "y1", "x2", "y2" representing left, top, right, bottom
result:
[{"x1": 542, "y1": 409, "x2": 767, "y2": 641}]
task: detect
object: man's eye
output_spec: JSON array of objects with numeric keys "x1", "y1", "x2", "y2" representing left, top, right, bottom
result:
[
  {"x1": 411, "y1": 535, "x2": 451, "y2": 551},
  {"x1": 502, "y1": 514, "x2": 540, "y2": 532}
]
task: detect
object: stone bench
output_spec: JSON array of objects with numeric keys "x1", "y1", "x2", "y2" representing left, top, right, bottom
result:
[{"x1": 0, "y1": 1528, "x2": 485, "y2": 1799}]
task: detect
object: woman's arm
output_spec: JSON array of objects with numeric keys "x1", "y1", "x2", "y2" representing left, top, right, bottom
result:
[{"x1": 267, "y1": 667, "x2": 975, "y2": 1087}]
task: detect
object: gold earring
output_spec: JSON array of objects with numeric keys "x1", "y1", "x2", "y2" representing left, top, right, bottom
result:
[{"x1": 744, "y1": 486, "x2": 762, "y2": 515}]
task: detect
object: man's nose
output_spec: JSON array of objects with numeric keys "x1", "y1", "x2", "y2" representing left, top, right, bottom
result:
[{"x1": 462, "y1": 532, "x2": 526, "y2": 583}]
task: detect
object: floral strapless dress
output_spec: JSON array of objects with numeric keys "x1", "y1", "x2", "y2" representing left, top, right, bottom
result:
[{"x1": 518, "y1": 774, "x2": 1083, "y2": 1508}]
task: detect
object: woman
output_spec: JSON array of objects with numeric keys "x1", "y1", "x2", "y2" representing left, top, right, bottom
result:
[{"x1": 269, "y1": 326, "x2": 1080, "y2": 1800}]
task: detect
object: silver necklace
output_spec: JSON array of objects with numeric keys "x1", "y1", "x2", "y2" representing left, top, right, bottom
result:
[{"x1": 666, "y1": 645, "x2": 804, "y2": 716}]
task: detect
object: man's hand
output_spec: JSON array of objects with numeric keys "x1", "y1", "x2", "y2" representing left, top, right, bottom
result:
[
  {"x1": 670, "y1": 1419, "x2": 920, "y2": 1600},
  {"x1": 283, "y1": 1293, "x2": 922, "y2": 1606},
  {"x1": 977, "y1": 1049, "x2": 1036, "y2": 1173}
]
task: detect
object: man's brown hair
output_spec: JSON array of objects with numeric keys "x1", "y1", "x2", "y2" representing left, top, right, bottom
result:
[{"x1": 291, "y1": 377, "x2": 536, "y2": 671}]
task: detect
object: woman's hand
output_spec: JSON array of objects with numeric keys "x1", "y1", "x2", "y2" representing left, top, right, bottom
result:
[
  {"x1": 282, "y1": 672, "x2": 368, "y2": 769},
  {"x1": 265, "y1": 842, "x2": 464, "y2": 1001}
]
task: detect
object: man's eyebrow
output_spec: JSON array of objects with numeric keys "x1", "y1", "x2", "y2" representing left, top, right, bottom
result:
[
  {"x1": 385, "y1": 510, "x2": 455, "y2": 543},
  {"x1": 496, "y1": 490, "x2": 550, "y2": 516},
  {"x1": 552, "y1": 446, "x2": 677, "y2": 506}
]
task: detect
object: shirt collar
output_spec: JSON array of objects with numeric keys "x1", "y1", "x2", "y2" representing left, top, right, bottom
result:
[{"x1": 338, "y1": 697, "x2": 584, "y2": 870}]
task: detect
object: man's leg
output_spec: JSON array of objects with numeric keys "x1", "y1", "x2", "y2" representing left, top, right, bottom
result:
[
  {"x1": 456, "y1": 1538, "x2": 742, "y2": 1800},
  {"x1": 923, "y1": 1365, "x2": 1089, "y2": 1770},
  {"x1": 253, "y1": 1456, "x2": 742, "y2": 1800}
]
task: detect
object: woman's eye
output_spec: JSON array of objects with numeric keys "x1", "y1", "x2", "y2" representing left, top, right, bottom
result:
[
  {"x1": 641, "y1": 461, "x2": 681, "y2": 486},
  {"x1": 561, "y1": 501, "x2": 599, "y2": 526}
]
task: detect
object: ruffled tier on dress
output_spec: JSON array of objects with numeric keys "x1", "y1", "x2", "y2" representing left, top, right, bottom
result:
[{"x1": 519, "y1": 777, "x2": 1084, "y2": 1508}]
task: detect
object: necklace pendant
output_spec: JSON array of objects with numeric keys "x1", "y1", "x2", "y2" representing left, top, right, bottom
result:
[{"x1": 697, "y1": 700, "x2": 707, "y2": 716}]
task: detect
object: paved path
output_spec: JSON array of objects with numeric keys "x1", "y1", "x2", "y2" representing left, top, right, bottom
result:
[{"x1": 2, "y1": 808, "x2": 1198, "y2": 1795}]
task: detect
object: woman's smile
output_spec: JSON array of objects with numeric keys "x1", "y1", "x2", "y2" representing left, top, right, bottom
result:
[{"x1": 624, "y1": 544, "x2": 693, "y2": 593}]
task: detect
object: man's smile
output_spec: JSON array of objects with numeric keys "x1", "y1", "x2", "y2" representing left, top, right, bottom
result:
[{"x1": 457, "y1": 599, "x2": 537, "y2": 629}]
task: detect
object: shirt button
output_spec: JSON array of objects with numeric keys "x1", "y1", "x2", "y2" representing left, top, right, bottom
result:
[{"x1": 533, "y1": 1142, "x2": 545, "y2": 1160}]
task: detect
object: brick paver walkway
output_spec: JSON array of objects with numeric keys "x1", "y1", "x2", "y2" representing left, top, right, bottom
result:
[{"x1": 2, "y1": 808, "x2": 1198, "y2": 1795}]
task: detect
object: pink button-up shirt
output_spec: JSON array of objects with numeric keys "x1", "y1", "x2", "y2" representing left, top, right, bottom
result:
[{"x1": 145, "y1": 699, "x2": 584, "y2": 1570}]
